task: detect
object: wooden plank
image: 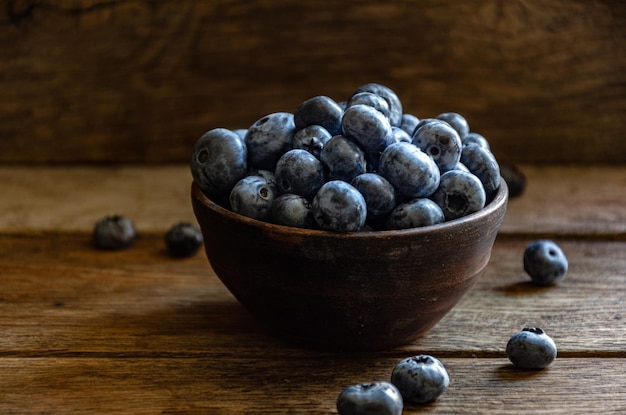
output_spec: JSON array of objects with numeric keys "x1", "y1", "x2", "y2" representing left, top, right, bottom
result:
[
  {"x1": 0, "y1": 165, "x2": 624, "y2": 235},
  {"x1": 1, "y1": 235, "x2": 623, "y2": 356},
  {"x1": 1, "y1": 0, "x2": 625, "y2": 163},
  {"x1": 0, "y1": 357, "x2": 624, "y2": 414}
]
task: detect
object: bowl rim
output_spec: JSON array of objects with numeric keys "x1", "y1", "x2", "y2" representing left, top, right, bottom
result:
[{"x1": 192, "y1": 177, "x2": 508, "y2": 239}]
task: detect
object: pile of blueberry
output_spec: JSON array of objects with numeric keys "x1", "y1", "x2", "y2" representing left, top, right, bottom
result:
[{"x1": 190, "y1": 83, "x2": 501, "y2": 232}]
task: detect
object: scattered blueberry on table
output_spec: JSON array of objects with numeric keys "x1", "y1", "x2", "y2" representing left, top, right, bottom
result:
[
  {"x1": 93, "y1": 215, "x2": 136, "y2": 250},
  {"x1": 506, "y1": 327, "x2": 558, "y2": 369},
  {"x1": 164, "y1": 222, "x2": 203, "y2": 258},
  {"x1": 336, "y1": 381, "x2": 403, "y2": 415},
  {"x1": 391, "y1": 354, "x2": 450, "y2": 404},
  {"x1": 523, "y1": 240, "x2": 568, "y2": 285}
]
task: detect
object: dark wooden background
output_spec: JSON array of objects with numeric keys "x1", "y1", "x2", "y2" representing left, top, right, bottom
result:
[{"x1": 1, "y1": 0, "x2": 625, "y2": 164}]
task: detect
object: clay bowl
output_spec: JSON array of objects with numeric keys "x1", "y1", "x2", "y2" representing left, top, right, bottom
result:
[{"x1": 192, "y1": 179, "x2": 508, "y2": 352}]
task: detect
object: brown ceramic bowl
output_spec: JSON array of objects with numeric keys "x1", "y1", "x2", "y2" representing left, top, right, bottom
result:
[{"x1": 192, "y1": 179, "x2": 508, "y2": 351}]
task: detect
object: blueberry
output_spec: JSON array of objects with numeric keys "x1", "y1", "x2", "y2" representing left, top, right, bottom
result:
[
  {"x1": 337, "y1": 381, "x2": 403, "y2": 415},
  {"x1": 391, "y1": 355, "x2": 450, "y2": 404},
  {"x1": 386, "y1": 198, "x2": 445, "y2": 230},
  {"x1": 190, "y1": 128, "x2": 248, "y2": 200},
  {"x1": 346, "y1": 91, "x2": 391, "y2": 120},
  {"x1": 232, "y1": 128, "x2": 247, "y2": 144},
  {"x1": 391, "y1": 126, "x2": 412, "y2": 144},
  {"x1": 270, "y1": 193, "x2": 316, "y2": 229},
  {"x1": 320, "y1": 135, "x2": 368, "y2": 182},
  {"x1": 411, "y1": 117, "x2": 446, "y2": 136},
  {"x1": 292, "y1": 125, "x2": 332, "y2": 159},
  {"x1": 463, "y1": 131, "x2": 490, "y2": 150},
  {"x1": 350, "y1": 173, "x2": 397, "y2": 217},
  {"x1": 245, "y1": 112, "x2": 295, "y2": 171},
  {"x1": 275, "y1": 149, "x2": 325, "y2": 200},
  {"x1": 460, "y1": 142, "x2": 501, "y2": 199},
  {"x1": 229, "y1": 174, "x2": 280, "y2": 221},
  {"x1": 379, "y1": 142, "x2": 440, "y2": 200},
  {"x1": 353, "y1": 83, "x2": 403, "y2": 127},
  {"x1": 312, "y1": 180, "x2": 367, "y2": 232},
  {"x1": 431, "y1": 170, "x2": 486, "y2": 221},
  {"x1": 294, "y1": 95, "x2": 343, "y2": 136},
  {"x1": 500, "y1": 163, "x2": 526, "y2": 198},
  {"x1": 93, "y1": 215, "x2": 136, "y2": 250},
  {"x1": 523, "y1": 240, "x2": 568, "y2": 285},
  {"x1": 437, "y1": 112, "x2": 470, "y2": 140},
  {"x1": 341, "y1": 104, "x2": 393, "y2": 154},
  {"x1": 506, "y1": 327, "x2": 557, "y2": 369},
  {"x1": 412, "y1": 119, "x2": 462, "y2": 173},
  {"x1": 164, "y1": 222, "x2": 203, "y2": 258},
  {"x1": 399, "y1": 113, "x2": 420, "y2": 136}
]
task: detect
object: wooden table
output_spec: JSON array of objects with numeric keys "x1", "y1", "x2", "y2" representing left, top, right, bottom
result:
[{"x1": 1, "y1": 164, "x2": 624, "y2": 414}]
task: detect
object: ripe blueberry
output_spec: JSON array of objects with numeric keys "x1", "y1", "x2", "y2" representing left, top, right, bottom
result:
[
  {"x1": 337, "y1": 381, "x2": 403, "y2": 415},
  {"x1": 275, "y1": 149, "x2": 325, "y2": 200},
  {"x1": 391, "y1": 355, "x2": 450, "y2": 404},
  {"x1": 270, "y1": 193, "x2": 316, "y2": 229},
  {"x1": 379, "y1": 142, "x2": 440, "y2": 200},
  {"x1": 164, "y1": 222, "x2": 203, "y2": 258},
  {"x1": 229, "y1": 173, "x2": 279, "y2": 221},
  {"x1": 399, "y1": 113, "x2": 420, "y2": 136},
  {"x1": 292, "y1": 125, "x2": 332, "y2": 159},
  {"x1": 312, "y1": 180, "x2": 367, "y2": 232},
  {"x1": 353, "y1": 83, "x2": 403, "y2": 127},
  {"x1": 93, "y1": 215, "x2": 136, "y2": 250},
  {"x1": 245, "y1": 112, "x2": 295, "y2": 171},
  {"x1": 341, "y1": 104, "x2": 393, "y2": 154},
  {"x1": 431, "y1": 170, "x2": 486, "y2": 221},
  {"x1": 412, "y1": 120, "x2": 463, "y2": 173},
  {"x1": 386, "y1": 198, "x2": 445, "y2": 230},
  {"x1": 320, "y1": 135, "x2": 368, "y2": 182},
  {"x1": 437, "y1": 112, "x2": 470, "y2": 141},
  {"x1": 523, "y1": 240, "x2": 568, "y2": 285},
  {"x1": 460, "y1": 142, "x2": 501, "y2": 199},
  {"x1": 506, "y1": 327, "x2": 557, "y2": 369},
  {"x1": 294, "y1": 95, "x2": 343, "y2": 136},
  {"x1": 190, "y1": 128, "x2": 248, "y2": 200},
  {"x1": 350, "y1": 173, "x2": 397, "y2": 217},
  {"x1": 346, "y1": 91, "x2": 391, "y2": 120}
]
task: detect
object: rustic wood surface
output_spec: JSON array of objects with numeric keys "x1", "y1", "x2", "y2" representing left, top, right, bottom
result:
[
  {"x1": 1, "y1": 0, "x2": 625, "y2": 164},
  {"x1": 0, "y1": 165, "x2": 624, "y2": 414}
]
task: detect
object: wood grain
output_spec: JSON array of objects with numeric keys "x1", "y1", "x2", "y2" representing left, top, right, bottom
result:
[
  {"x1": 0, "y1": 357, "x2": 624, "y2": 414},
  {"x1": 1, "y1": 0, "x2": 625, "y2": 164}
]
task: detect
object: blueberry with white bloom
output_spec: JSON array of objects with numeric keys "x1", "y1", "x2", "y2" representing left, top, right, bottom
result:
[
  {"x1": 294, "y1": 95, "x2": 344, "y2": 136},
  {"x1": 506, "y1": 327, "x2": 557, "y2": 369},
  {"x1": 399, "y1": 113, "x2": 420, "y2": 136},
  {"x1": 337, "y1": 381, "x2": 403, "y2": 415},
  {"x1": 391, "y1": 355, "x2": 450, "y2": 404},
  {"x1": 93, "y1": 215, "x2": 136, "y2": 250},
  {"x1": 412, "y1": 120, "x2": 462, "y2": 173},
  {"x1": 386, "y1": 198, "x2": 445, "y2": 230},
  {"x1": 191, "y1": 128, "x2": 248, "y2": 200},
  {"x1": 312, "y1": 180, "x2": 367, "y2": 232},
  {"x1": 275, "y1": 149, "x2": 325, "y2": 200},
  {"x1": 351, "y1": 173, "x2": 397, "y2": 217},
  {"x1": 437, "y1": 111, "x2": 470, "y2": 140},
  {"x1": 412, "y1": 117, "x2": 447, "y2": 136},
  {"x1": 523, "y1": 240, "x2": 568, "y2": 285},
  {"x1": 463, "y1": 131, "x2": 490, "y2": 149},
  {"x1": 379, "y1": 142, "x2": 440, "y2": 200},
  {"x1": 245, "y1": 112, "x2": 295, "y2": 171},
  {"x1": 164, "y1": 222, "x2": 203, "y2": 258},
  {"x1": 346, "y1": 91, "x2": 391, "y2": 120},
  {"x1": 270, "y1": 193, "x2": 316, "y2": 229},
  {"x1": 431, "y1": 170, "x2": 486, "y2": 221},
  {"x1": 292, "y1": 125, "x2": 332, "y2": 159},
  {"x1": 391, "y1": 126, "x2": 412, "y2": 143},
  {"x1": 353, "y1": 83, "x2": 403, "y2": 127},
  {"x1": 342, "y1": 104, "x2": 393, "y2": 154},
  {"x1": 460, "y1": 142, "x2": 501, "y2": 199},
  {"x1": 229, "y1": 174, "x2": 280, "y2": 221},
  {"x1": 320, "y1": 135, "x2": 368, "y2": 182}
]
